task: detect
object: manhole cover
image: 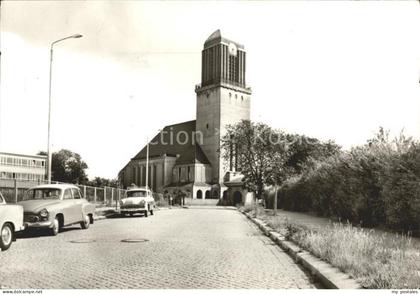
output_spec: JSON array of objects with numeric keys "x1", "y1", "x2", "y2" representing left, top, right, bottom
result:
[
  {"x1": 121, "y1": 238, "x2": 149, "y2": 243},
  {"x1": 70, "y1": 239, "x2": 96, "y2": 243}
]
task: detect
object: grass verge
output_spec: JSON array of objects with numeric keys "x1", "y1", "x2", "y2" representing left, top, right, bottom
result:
[{"x1": 243, "y1": 206, "x2": 420, "y2": 289}]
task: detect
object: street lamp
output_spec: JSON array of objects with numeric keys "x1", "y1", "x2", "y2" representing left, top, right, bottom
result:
[
  {"x1": 47, "y1": 34, "x2": 83, "y2": 183},
  {"x1": 266, "y1": 165, "x2": 278, "y2": 216}
]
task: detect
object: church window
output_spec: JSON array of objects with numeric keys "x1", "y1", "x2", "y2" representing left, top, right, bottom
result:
[
  {"x1": 235, "y1": 94, "x2": 237, "y2": 99},
  {"x1": 229, "y1": 92, "x2": 232, "y2": 98},
  {"x1": 229, "y1": 55, "x2": 238, "y2": 82},
  {"x1": 206, "y1": 123, "x2": 209, "y2": 130},
  {"x1": 241, "y1": 96, "x2": 244, "y2": 101},
  {"x1": 173, "y1": 169, "x2": 177, "y2": 182}
]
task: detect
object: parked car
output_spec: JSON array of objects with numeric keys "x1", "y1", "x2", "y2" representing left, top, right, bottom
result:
[
  {"x1": 18, "y1": 184, "x2": 95, "y2": 236},
  {"x1": 0, "y1": 192, "x2": 25, "y2": 251},
  {"x1": 120, "y1": 186, "x2": 155, "y2": 217}
]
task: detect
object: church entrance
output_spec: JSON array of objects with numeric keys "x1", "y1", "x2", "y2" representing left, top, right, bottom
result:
[
  {"x1": 222, "y1": 191, "x2": 228, "y2": 200},
  {"x1": 233, "y1": 191, "x2": 242, "y2": 205},
  {"x1": 196, "y1": 190, "x2": 202, "y2": 199}
]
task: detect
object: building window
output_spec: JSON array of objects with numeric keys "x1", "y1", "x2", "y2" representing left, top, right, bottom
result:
[
  {"x1": 153, "y1": 164, "x2": 157, "y2": 189},
  {"x1": 206, "y1": 123, "x2": 209, "y2": 130}
]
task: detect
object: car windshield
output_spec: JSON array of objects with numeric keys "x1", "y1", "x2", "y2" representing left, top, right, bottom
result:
[
  {"x1": 23, "y1": 188, "x2": 61, "y2": 200},
  {"x1": 126, "y1": 190, "x2": 147, "y2": 198}
]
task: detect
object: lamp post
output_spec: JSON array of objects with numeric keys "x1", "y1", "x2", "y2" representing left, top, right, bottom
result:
[
  {"x1": 47, "y1": 34, "x2": 83, "y2": 183},
  {"x1": 266, "y1": 165, "x2": 278, "y2": 216}
]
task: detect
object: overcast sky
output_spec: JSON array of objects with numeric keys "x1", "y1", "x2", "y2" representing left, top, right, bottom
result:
[{"x1": 1, "y1": 1, "x2": 419, "y2": 179}]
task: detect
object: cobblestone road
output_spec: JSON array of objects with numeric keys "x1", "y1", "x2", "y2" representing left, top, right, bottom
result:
[{"x1": 0, "y1": 208, "x2": 316, "y2": 289}]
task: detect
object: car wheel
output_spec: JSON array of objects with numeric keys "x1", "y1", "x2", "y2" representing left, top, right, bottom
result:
[
  {"x1": 150, "y1": 207, "x2": 154, "y2": 216},
  {"x1": 80, "y1": 215, "x2": 90, "y2": 229},
  {"x1": 144, "y1": 210, "x2": 148, "y2": 217},
  {"x1": 50, "y1": 217, "x2": 59, "y2": 236},
  {"x1": 0, "y1": 223, "x2": 13, "y2": 251}
]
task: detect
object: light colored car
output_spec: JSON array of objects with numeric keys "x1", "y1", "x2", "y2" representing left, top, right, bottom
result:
[
  {"x1": 120, "y1": 187, "x2": 155, "y2": 217},
  {"x1": 18, "y1": 184, "x2": 95, "y2": 236},
  {"x1": 0, "y1": 192, "x2": 25, "y2": 251}
]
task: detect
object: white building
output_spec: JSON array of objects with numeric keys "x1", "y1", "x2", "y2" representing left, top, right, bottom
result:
[{"x1": 0, "y1": 152, "x2": 46, "y2": 182}]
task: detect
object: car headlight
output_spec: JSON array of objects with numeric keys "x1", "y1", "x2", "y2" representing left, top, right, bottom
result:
[
  {"x1": 39, "y1": 209, "x2": 49, "y2": 218},
  {"x1": 140, "y1": 200, "x2": 145, "y2": 204},
  {"x1": 119, "y1": 200, "x2": 124, "y2": 206}
]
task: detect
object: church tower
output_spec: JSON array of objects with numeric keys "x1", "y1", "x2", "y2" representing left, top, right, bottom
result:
[{"x1": 195, "y1": 30, "x2": 252, "y2": 185}]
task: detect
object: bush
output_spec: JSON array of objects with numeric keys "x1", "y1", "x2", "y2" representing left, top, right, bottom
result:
[{"x1": 276, "y1": 129, "x2": 420, "y2": 233}]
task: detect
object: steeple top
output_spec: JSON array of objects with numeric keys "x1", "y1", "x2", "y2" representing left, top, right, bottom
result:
[
  {"x1": 206, "y1": 30, "x2": 221, "y2": 42},
  {"x1": 204, "y1": 29, "x2": 244, "y2": 49}
]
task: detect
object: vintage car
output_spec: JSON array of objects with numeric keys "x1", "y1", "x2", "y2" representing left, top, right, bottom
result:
[
  {"x1": 0, "y1": 192, "x2": 25, "y2": 251},
  {"x1": 18, "y1": 184, "x2": 95, "y2": 236},
  {"x1": 119, "y1": 186, "x2": 155, "y2": 217}
]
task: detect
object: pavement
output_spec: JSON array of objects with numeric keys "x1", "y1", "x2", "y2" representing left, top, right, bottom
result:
[{"x1": 0, "y1": 207, "x2": 316, "y2": 289}]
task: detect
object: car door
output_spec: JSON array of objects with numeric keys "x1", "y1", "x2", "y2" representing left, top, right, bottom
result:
[
  {"x1": 61, "y1": 188, "x2": 79, "y2": 225},
  {"x1": 71, "y1": 188, "x2": 85, "y2": 222}
]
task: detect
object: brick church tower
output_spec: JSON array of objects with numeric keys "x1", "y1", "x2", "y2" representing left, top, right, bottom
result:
[{"x1": 195, "y1": 30, "x2": 252, "y2": 185}]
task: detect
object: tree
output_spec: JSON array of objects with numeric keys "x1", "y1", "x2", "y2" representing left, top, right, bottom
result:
[
  {"x1": 39, "y1": 149, "x2": 88, "y2": 184},
  {"x1": 221, "y1": 120, "x2": 291, "y2": 203},
  {"x1": 86, "y1": 177, "x2": 118, "y2": 188},
  {"x1": 285, "y1": 134, "x2": 341, "y2": 174}
]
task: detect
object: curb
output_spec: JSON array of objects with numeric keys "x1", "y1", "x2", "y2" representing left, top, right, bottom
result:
[{"x1": 242, "y1": 211, "x2": 362, "y2": 289}]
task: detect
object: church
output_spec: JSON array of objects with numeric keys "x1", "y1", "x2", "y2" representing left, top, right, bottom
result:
[{"x1": 118, "y1": 30, "x2": 253, "y2": 205}]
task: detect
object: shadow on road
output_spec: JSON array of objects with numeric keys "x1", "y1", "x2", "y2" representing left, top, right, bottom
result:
[
  {"x1": 15, "y1": 227, "x2": 81, "y2": 239},
  {"x1": 105, "y1": 213, "x2": 146, "y2": 219}
]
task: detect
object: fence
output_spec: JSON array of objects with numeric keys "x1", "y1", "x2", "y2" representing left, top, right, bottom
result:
[{"x1": 0, "y1": 178, "x2": 126, "y2": 208}]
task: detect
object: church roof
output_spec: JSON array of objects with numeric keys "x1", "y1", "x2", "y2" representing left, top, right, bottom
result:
[{"x1": 132, "y1": 120, "x2": 210, "y2": 165}]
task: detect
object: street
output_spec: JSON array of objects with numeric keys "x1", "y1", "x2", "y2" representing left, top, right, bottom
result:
[{"x1": 0, "y1": 208, "x2": 316, "y2": 289}]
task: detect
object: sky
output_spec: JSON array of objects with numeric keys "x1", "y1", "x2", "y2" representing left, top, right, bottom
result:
[{"x1": 1, "y1": 1, "x2": 419, "y2": 180}]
